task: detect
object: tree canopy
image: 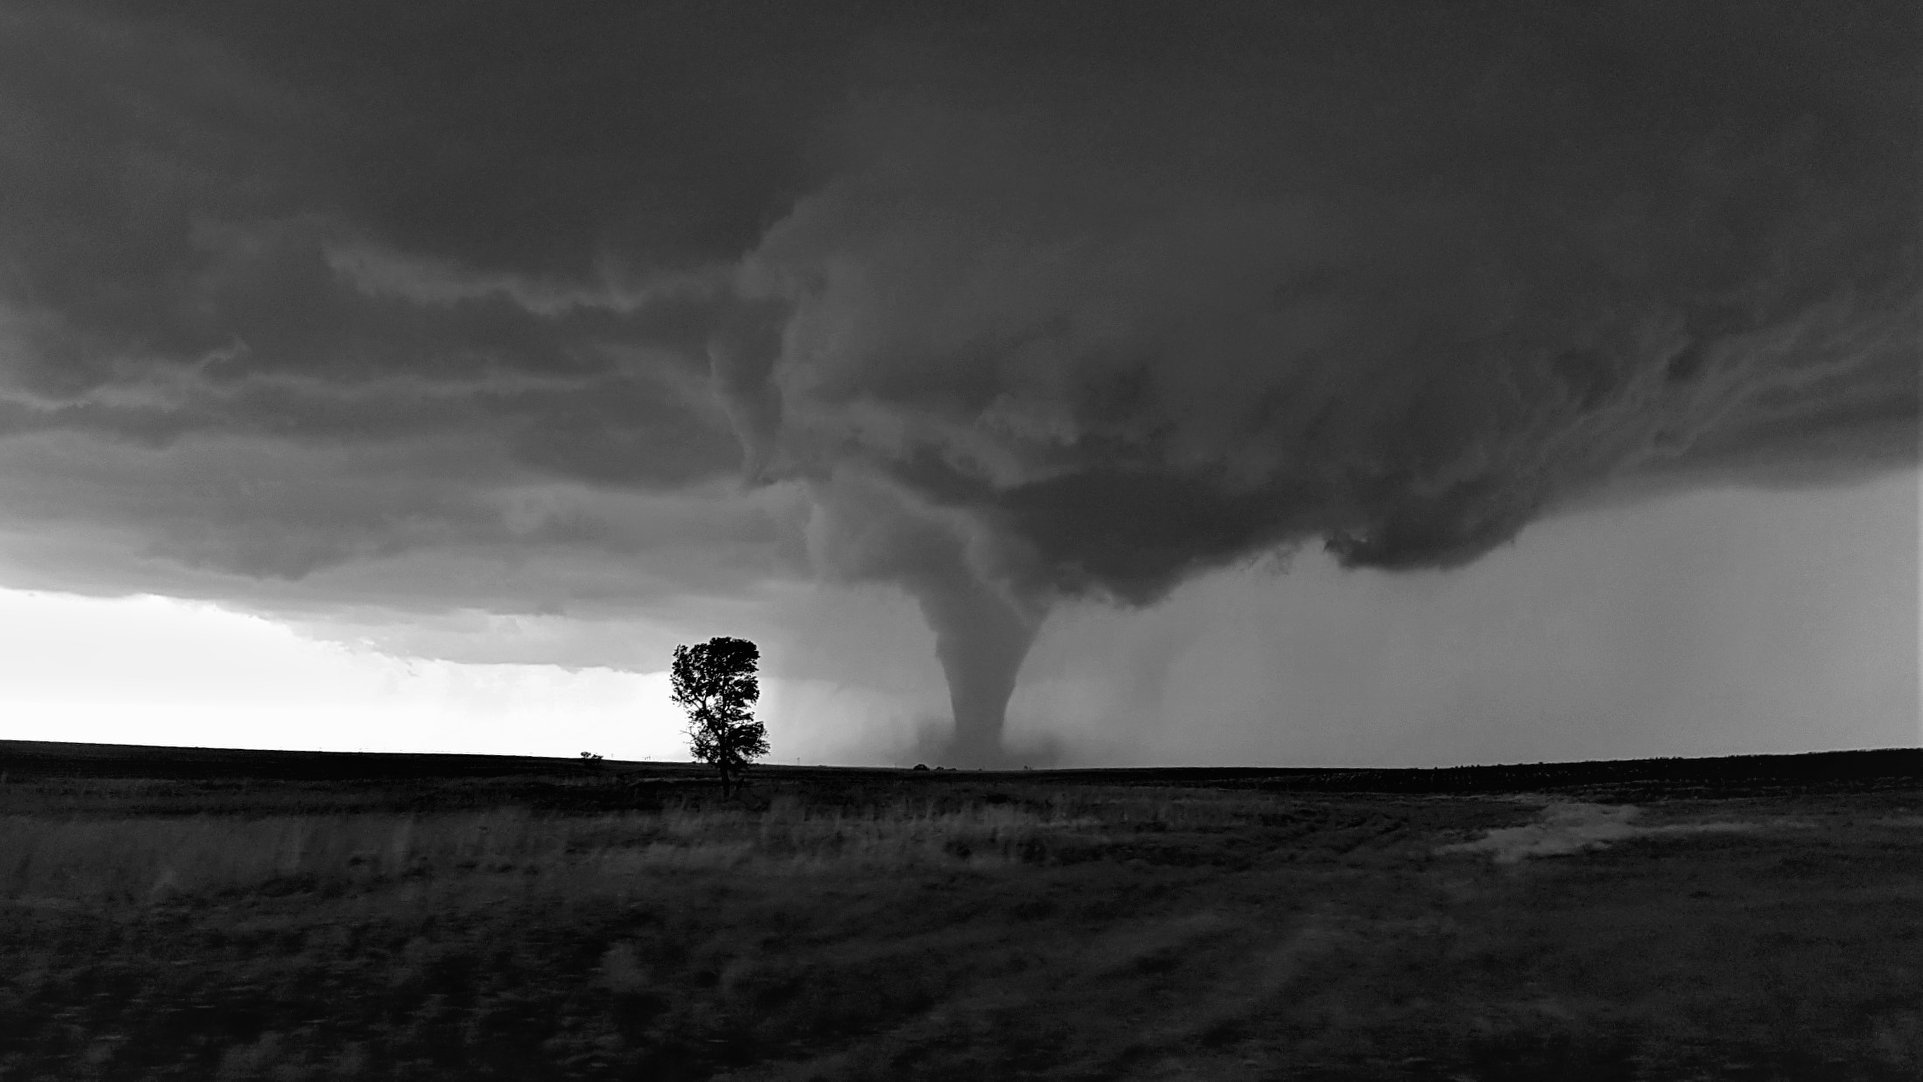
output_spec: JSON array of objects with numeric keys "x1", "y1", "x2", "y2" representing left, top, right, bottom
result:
[{"x1": 670, "y1": 636, "x2": 767, "y2": 794}]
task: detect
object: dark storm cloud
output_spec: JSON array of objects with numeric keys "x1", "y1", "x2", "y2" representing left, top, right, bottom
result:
[
  {"x1": 0, "y1": 2, "x2": 1913, "y2": 761},
  {"x1": 164, "y1": 1, "x2": 855, "y2": 278},
  {"x1": 738, "y1": 3, "x2": 1916, "y2": 594},
  {"x1": 724, "y1": 1, "x2": 1918, "y2": 756},
  {"x1": 0, "y1": 0, "x2": 881, "y2": 630},
  {"x1": 0, "y1": 424, "x2": 806, "y2": 622},
  {"x1": 0, "y1": 0, "x2": 786, "y2": 580}
]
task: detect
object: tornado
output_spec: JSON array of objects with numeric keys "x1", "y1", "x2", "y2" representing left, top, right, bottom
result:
[{"x1": 915, "y1": 576, "x2": 1045, "y2": 767}]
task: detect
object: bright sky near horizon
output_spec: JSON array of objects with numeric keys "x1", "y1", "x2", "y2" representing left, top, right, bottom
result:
[
  {"x1": 0, "y1": 2, "x2": 1915, "y2": 767},
  {"x1": 3, "y1": 468, "x2": 1913, "y2": 767}
]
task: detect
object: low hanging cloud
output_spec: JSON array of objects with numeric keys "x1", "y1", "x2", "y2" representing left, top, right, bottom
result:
[{"x1": 0, "y1": 2, "x2": 1913, "y2": 763}]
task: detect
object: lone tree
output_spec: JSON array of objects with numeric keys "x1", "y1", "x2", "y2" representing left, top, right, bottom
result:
[{"x1": 670, "y1": 636, "x2": 768, "y2": 795}]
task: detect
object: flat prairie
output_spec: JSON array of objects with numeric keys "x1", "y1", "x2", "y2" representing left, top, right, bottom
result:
[{"x1": 1, "y1": 743, "x2": 1918, "y2": 1081}]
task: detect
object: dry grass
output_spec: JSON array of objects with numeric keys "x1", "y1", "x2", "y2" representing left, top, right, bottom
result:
[
  {"x1": 1, "y1": 796, "x2": 1102, "y2": 906},
  {"x1": 2, "y1": 770, "x2": 1919, "y2": 1080}
]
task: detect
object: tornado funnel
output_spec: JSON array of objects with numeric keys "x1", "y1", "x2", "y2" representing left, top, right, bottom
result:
[{"x1": 916, "y1": 577, "x2": 1044, "y2": 767}]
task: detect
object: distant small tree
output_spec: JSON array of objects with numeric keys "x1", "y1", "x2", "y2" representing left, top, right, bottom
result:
[{"x1": 670, "y1": 636, "x2": 768, "y2": 796}]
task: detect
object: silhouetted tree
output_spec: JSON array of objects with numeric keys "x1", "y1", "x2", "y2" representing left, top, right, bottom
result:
[{"x1": 670, "y1": 636, "x2": 768, "y2": 796}]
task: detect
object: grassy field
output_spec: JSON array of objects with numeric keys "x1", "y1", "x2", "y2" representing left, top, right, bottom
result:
[{"x1": 1, "y1": 746, "x2": 1919, "y2": 1080}]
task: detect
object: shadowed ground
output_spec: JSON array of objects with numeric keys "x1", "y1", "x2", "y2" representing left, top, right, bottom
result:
[{"x1": 1, "y1": 743, "x2": 1918, "y2": 1080}]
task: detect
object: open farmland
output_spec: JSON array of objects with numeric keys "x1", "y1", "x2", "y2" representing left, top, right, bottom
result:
[{"x1": 2, "y1": 743, "x2": 1919, "y2": 1081}]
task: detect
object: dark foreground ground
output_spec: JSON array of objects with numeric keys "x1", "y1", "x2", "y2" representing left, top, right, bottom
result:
[{"x1": 2, "y1": 742, "x2": 1918, "y2": 1081}]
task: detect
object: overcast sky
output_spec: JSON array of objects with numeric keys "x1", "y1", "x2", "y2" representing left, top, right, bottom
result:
[{"x1": 0, "y1": 1, "x2": 1915, "y2": 766}]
